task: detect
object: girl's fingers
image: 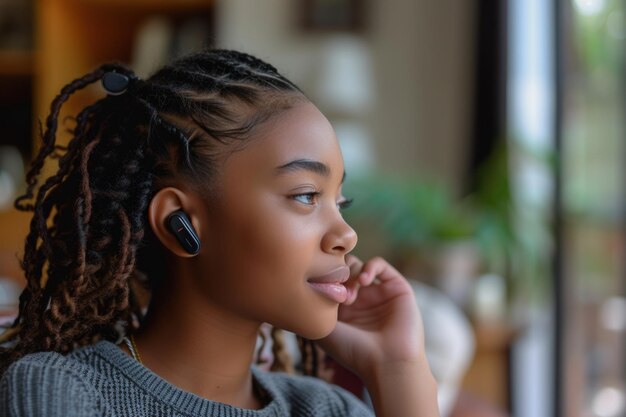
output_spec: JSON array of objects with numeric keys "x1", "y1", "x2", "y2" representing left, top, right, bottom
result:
[
  {"x1": 358, "y1": 257, "x2": 403, "y2": 285},
  {"x1": 343, "y1": 254, "x2": 363, "y2": 305},
  {"x1": 344, "y1": 282, "x2": 360, "y2": 305},
  {"x1": 342, "y1": 256, "x2": 407, "y2": 306},
  {"x1": 346, "y1": 254, "x2": 362, "y2": 270}
]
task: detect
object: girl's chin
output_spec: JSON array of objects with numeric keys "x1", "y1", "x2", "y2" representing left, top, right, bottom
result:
[
  {"x1": 293, "y1": 319, "x2": 338, "y2": 341},
  {"x1": 270, "y1": 306, "x2": 339, "y2": 339}
]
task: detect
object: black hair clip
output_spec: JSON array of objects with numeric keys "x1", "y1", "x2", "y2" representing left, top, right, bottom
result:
[{"x1": 102, "y1": 72, "x2": 130, "y2": 96}]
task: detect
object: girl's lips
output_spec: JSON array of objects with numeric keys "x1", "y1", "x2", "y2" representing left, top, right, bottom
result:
[
  {"x1": 307, "y1": 265, "x2": 351, "y2": 303},
  {"x1": 308, "y1": 265, "x2": 350, "y2": 284},
  {"x1": 307, "y1": 282, "x2": 348, "y2": 304}
]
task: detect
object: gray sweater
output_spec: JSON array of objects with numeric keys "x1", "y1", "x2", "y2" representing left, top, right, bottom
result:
[{"x1": 0, "y1": 340, "x2": 374, "y2": 417}]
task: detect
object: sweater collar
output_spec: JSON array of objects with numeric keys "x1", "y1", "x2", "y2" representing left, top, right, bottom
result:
[{"x1": 87, "y1": 340, "x2": 285, "y2": 417}]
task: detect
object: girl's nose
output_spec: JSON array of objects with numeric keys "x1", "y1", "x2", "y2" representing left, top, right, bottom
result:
[{"x1": 321, "y1": 217, "x2": 358, "y2": 256}]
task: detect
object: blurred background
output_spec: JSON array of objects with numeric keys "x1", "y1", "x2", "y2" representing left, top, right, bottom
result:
[{"x1": 0, "y1": 0, "x2": 624, "y2": 416}]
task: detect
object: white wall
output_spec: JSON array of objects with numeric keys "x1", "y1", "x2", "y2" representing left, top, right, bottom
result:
[{"x1": 216, "y1": 0, "x2": 476, "y2": 195}]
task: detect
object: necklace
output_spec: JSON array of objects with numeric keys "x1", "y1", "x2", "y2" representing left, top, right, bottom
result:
[
  {"x1": 120, "y1": 334, "x2": 270, "y2": 405},
  {"x1": 122, "y1": 334, "x2": 143, "y2": 364}
]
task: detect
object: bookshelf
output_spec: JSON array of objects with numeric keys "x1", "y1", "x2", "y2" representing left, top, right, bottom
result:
[{"x1": 0, "y1": 0, "x2": 215, "y2": 285}]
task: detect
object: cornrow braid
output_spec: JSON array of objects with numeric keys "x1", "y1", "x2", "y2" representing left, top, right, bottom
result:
[
  {"x1": 133, "y1": 96, "x2": 195, "y2": 173},
  {"x1": 0, "y1": 49, "x2": 314, "y2": 378}
]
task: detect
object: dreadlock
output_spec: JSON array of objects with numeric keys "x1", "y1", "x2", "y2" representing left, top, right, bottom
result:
[{"x1": 0, "y1": 49, "x2": 323, "y2": 376}]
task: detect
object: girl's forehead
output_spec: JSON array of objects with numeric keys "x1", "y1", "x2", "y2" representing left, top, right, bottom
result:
[
  {"x1": 228, "y1": 102, "x2": 343, "y2": 171},
  {"x1": 209, "y1": 103, "x2": 346, "y2": 198}
]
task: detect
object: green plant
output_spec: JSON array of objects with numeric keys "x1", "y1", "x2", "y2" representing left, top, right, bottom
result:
[
  {"x1": 343, "y1": 142, "x2": 549, "y2": 305},
  {"x1": 344, "y1": 175, "x2": 475, "y2": 252}
]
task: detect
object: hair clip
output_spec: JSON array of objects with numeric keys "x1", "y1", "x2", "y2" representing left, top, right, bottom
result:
[{"x1": 102, "y1": 72, "x2": 130, "y2": 96}]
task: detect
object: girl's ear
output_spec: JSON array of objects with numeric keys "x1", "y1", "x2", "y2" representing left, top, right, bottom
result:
[{"x1": 148, "y1": 187, "x2": 203, "y2": 257}]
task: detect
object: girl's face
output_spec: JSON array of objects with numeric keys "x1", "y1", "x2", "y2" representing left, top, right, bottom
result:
[{"x1": 196, "y1": 101, "x2": 357, "y2": 339}]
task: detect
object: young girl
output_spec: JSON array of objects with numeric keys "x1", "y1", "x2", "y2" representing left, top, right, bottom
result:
[{"x1": 0, "y1": 49, "x2": 439, "y2": 416}]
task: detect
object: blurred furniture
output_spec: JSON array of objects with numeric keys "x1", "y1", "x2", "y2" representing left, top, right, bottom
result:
[
  {"x1": 412, "y1": 280, "x2": 476, "y2": 417},
  {"x1": 460, "y1": 320, "x2": 518, "y2": 413},
  {"x1": 0, "y1": 276, "x2": 21, "y2": 327},
  {"x1": 450, "y1": 391, "x2": 509, "y2": 417}
]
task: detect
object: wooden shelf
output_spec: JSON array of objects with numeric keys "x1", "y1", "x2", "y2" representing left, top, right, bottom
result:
[
  {"x1": 0, "y1": 50, "x2": 34, "y2": 77},
  {"x1": 64, "y1": 0, "x2": 213, "y2": 13}
]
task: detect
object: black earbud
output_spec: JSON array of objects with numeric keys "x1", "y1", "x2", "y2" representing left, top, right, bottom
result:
[{"x1": 166, "y1": 210, "x2": 201, "y2": 255}]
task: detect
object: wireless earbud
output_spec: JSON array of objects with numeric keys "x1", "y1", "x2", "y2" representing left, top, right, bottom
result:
[{"x1": 166, "y1": 210, "x2": 201, "y2": 255}]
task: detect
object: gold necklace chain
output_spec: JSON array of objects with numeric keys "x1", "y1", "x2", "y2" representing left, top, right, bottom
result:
[
  {"x1": 124, "y1": 334, "x2": 268, "y2": 405},
  {"x1": 130, "y1": 334, "x2": 143, "y2": 364},
  {"x1": 122, "y1": 334, "x2": 143, "y2": 364}
]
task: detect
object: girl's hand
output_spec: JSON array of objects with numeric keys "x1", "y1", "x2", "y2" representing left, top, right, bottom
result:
[{"x1": 317, "y1": 255, "x2": 426, "y2": 380}]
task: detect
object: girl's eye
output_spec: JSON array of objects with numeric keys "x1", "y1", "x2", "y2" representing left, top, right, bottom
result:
[
  {"x1": 337, "y1": 198, "x2": 354, "y2": 211},
  {"x1": 292, "y1": 192, "x2": 320, "y2": 205},
  {"x1": 290, "y1": 193, "x2": 354, "y2": 210}
]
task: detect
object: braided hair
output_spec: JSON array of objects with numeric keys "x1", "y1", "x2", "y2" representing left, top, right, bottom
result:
[{"x1": 0, "y1": 49, "x2": 322, "y2": 377}]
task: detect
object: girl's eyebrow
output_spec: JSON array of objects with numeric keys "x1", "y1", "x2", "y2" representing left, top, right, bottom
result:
[{"x1": 275, "y1": 159, "x2": 346, "y2": 184}]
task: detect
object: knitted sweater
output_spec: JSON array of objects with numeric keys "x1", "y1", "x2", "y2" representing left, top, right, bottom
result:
[{"x1": 0, "y1": 340, "x2": 374, "y2": 417}]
